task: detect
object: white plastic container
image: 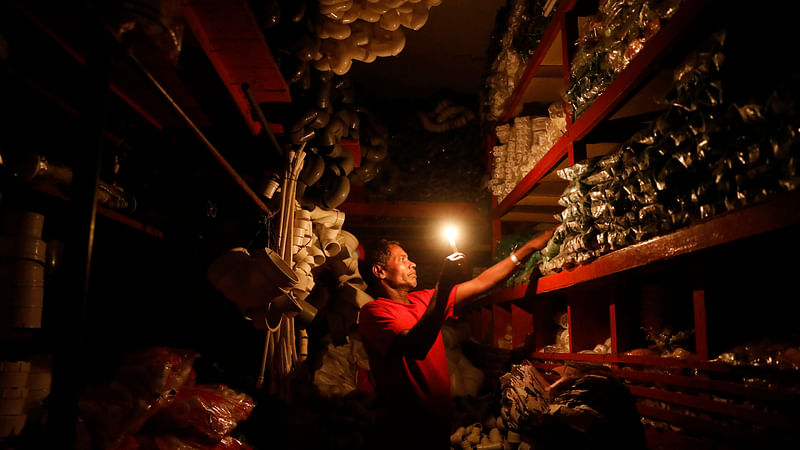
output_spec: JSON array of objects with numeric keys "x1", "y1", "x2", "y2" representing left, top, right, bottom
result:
[
  {"x1": 0, "y1": 285, "x2": 44, "y2": 328},
  {"x1": 0, "y1": 260, "x2": 45, "y2": 285},
  {"x1": 0, "y1": 413, "x2": 26, "y2": 439},
  {"x1": 1, "y1": 211, "x2": 45, "y2": 238},
  {"x1": 0, "y1": 387, "x2": 28, "y2": 415},
  {"x1": 0, "y1": 236, "x2": 47, "y2": 263},
  {"x1": 25, "y1": 355, "x2": 51, "y2": 409},
  {"x1": 0, "y1": 361, "x2": 31, "y2": 390}
]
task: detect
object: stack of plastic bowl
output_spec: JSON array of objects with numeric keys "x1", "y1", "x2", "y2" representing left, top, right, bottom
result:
[
  {"x1": 0, "y1": 360, "x2": 29, "y2": 440},
  {"x1": 0, "y1": 211, "x2": 46, "y2": 329}
]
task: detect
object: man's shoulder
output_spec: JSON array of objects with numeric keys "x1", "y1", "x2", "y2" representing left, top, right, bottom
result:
[{"x1": 360, "y1": 297, "x2": 391, "y2": 315}]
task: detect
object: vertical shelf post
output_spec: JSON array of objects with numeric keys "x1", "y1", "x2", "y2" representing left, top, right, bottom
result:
[
  {"x1": 49, "y1": 17, "x2": 109, "y2": 447},
  {"x1": 693, "y1": 289, "x2": 709, "y2": 360}
]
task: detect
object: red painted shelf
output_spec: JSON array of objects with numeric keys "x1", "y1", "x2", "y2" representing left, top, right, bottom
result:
[
  {"x1": 183, "y1": 0, "x2": 291, "y2": 136},
  {"x1": 490, "y1": 0, "x2": 713, "y2": 220},
  {"x1": 339, "y1": 200, "x2": 484, "y2": 221},
  {"x1": 498, "y1": 0, "x2": 578, "y2": 124},
  {"x1": 31, "y1": 184, "x2": 165, "y2": 239},
  {"x1": 8, "y1": 0, "x2": 211, "y2": 131},
  {"x1": 488, "y1": 189, "x2": 800, "y2": 302}
]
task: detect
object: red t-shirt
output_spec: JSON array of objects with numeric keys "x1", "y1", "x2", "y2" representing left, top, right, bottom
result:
[{"x1": 358, "y1": 288, "x2": 457, "y2": 421}]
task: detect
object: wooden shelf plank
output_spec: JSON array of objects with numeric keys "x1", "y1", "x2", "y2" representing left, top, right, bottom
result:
[
  {"x1": 568, "y1": 0, "x2": 712, "y2": 142},
  {"x1": 7, "y1": 0, "x2": 212, "y2": 131},
  {"x1": 638, "y1": 405, "x2": 757, "y2": 445},
  {"x1": 488, "y1": 190, "x2": 800, "y2": 302},
  {"x1": 616, "y1": 368, "x2": 800, "y2": 407},
  {"x1": 535, "y1": 190, "x2": 800, "y2": 293},
  {"x1": 490, "y1": 0, "x2": 714, "y2": 221},
  {"x1": 339, "y1": 201, "x2": 485, "y2": 221},
  {"x1": 529, "y1": 352, "x2": 730, "y2": 373},
  {"x1": 499, "y1": 0, "x2": 578, "y2": 123},
  {"x1": 491, "y1": 133, "x2": 571, "y2": 219},
  {"x1": 31, "y1": 184, "x2": 164, "y2": 239},
  {"x1": 629, "y1": 385, "x2": 797, "y2": 431},
  {"x1": 183, "y1": 0, "x2": 290, "y2": 136}
]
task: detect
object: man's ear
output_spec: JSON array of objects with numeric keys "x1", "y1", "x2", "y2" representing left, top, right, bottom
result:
[{"x1": 372, "y1": 264, "x2": 384, "y2": 279}]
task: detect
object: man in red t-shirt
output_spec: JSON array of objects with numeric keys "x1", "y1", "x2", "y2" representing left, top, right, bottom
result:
[{"x1": 359, "y1": 230, "x2": 554, "y2": 448}]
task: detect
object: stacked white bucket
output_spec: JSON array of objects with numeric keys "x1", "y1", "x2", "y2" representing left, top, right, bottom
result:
[
  {"x1": 0, "y1": 355, "x2": 50, "y2": 439},
  {"x1": 0, "y1": 360, "x2": 29, "y2": 439},
  {"x1": 1, "y1": 211, "x2": 46, "y2": 329},
  {"x1": 0, "y1": 211, "x2": 48, "y2": 439}
]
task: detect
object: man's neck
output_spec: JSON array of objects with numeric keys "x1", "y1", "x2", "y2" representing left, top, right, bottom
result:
[{"x1": 380, "y1": 284, "x2": 411, "y2": 304}]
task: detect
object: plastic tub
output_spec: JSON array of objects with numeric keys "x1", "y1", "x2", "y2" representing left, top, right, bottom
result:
[
  {"x1": 0, "y1": 413, "x2": 26, "y2": 438},
  {"x1": 0, "y1": 361, "x2": 31, "y2": 389},
  {"x1": 0, "y1": 387, "x2": 28, "y2": 415},
  {"x1": 0, "y1": 260, "x2": 45, "y2": 285},
  {"x1": 0, "y1": 285, "x2": 44, "y2": 328},
  {"x1": 1, "y1": 211, "x2": 44, "y2": 238},
  {"x1": 0, "y1": 236, "x2": 47, "y2": 263}
]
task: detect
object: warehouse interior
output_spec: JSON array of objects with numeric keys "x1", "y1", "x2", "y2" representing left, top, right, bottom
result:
[{"x1": 1, "y1": 0, "x2": 799, "y2": 449}]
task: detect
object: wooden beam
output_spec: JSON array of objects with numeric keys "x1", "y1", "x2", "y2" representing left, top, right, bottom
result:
[{"x1": 340, "y1": 201, "x2": 485, "y2": 221}]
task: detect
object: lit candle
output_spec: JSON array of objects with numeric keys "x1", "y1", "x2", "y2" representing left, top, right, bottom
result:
[{"x1": 444, "y1": 226, "x2": 458, "y2": 253}]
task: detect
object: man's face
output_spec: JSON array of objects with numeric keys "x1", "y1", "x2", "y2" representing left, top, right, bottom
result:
[{"x1": 376, "y1": 244, "x2": 417, "y2": 290}]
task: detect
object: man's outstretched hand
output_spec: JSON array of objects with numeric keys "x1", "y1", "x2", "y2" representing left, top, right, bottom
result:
[
  {"x1": 524, "y1": 228, "x2": 555, "y2": 251},
  {"x1": 439, "y1": 252, "x2": 466, "y2": 291}
]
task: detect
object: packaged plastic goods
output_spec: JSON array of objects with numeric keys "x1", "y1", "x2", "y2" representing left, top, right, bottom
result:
[
  {"x1": 499, "y1": 362, "x2": 644, "y2": 449},
  {"x1": 540, "y1": 28, "x2": 800, "y2": 275},
  {"x1": 489, "y1": 103, "x2": 568, "y2": 201},
  {"x1": 150, "y1": 384, "x2": 255, "y2": 442},
  {"x1": 482, "y1": 0, "x2": 557, "y2": 123},
  {"x1": 77, "y1": 347, "x2": 199, "y2": 449},
  {"x1": 564, "y1": 0, "x2": 684, "y2": 118}
]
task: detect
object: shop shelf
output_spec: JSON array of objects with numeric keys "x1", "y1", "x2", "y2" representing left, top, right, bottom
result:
[
  {"x1": 490, "y1": 0, "x2": 715, "y2": 220},
  {"x1": 183, "y1": 0, "x2": 291, "y2": 135},
  {"x1": 486, "y1": 189, "x2": 800, "y2": 302}
]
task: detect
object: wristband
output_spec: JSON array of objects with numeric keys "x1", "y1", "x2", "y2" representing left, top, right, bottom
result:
[{"x1": 509, "y1": 251, "x2": 523, "y2": 268}]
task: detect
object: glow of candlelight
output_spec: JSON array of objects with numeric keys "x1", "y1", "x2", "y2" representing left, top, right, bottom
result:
[{"x1": 444, "y1": 226, "x2": 458, "y2": 253}]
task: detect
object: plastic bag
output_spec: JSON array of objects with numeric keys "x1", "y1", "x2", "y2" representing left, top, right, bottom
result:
[
  {"x1": 129, "y1": 434, "x2": 253, "y2": 450},
  {"x1": 151, "y1": 384, "x2": 255, "y2": 441},
  {"x1": 78, "y1": 347, "x2": 199, "y2": 450}
]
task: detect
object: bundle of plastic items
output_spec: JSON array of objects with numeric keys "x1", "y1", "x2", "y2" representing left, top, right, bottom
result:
[
  {"x1": 499, "y1": 361, "x2": 551, "y2": 443},
  {"x1": 482, "y1": 0, "x2": 555, "y2": 123},
  {"x1": 564, "y1": 0, "x2": 683, "y2": 118},
  {"x1": 78, "y1": 347, "x2": 200, "y2": 449},
  {"x1": 442, "y1": 322, "x2": 484, "y2": 398},
  {"x1": 482, "y1": 0, "x2": 528, "y2": 123},
  {"x1": 642, "y1": 325, "x2": 695, "y2": 359},
  {"x1": 449, "y1": 419, "x2": 508, "y2": 449},
  {"x1": 499, "y1": 362, "x2": 645, "y2": 449},
  {"x1": 77, "y1": 347, "x2": 255, "y2": 450},
  {"x1": 148, "y1": 384, "x2": 255, "y2": 442},
  {"x1": 489, "y1": 102, "x2": 567, "y2": 201},
  {"x1": 312, "y1": 335, "x2": 373, "y2": 398},
  {"x1": 540, "y1": 311, "x2": 570, "y2": 353},
  {"x1": 540, "y1": 30, "x2": 800, "y2": 275},
  {"x1": 715, "y1": 336, "x2": 800, "y2": 370}
]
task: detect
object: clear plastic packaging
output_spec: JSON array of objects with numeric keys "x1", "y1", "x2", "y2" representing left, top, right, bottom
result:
[{"x1": 150, "y1": 384, "x2": 255, "y2": 441}]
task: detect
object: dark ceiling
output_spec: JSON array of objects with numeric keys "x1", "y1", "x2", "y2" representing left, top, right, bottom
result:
[{"x1": 348, "y1": 0, "x2": 506, "y2": 101}]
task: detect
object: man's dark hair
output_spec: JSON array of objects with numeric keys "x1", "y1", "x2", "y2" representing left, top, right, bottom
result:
[
  {"x1": 366, "y1": 238, "x2": 401, "y2": 270},
  {"x1": 363, "y1": 239, "x2": 401, "y2": 292}
]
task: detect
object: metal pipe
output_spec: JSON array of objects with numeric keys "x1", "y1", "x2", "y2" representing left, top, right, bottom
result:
[
  {"x1": 125, "y1": 51, "x2": 274, "y2": 216},
  {"x1": 242, "y1": 83, "x2": 284, "y2": 157}
]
